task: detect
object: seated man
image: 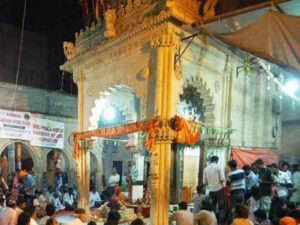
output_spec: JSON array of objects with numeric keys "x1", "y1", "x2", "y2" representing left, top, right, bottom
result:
[
  {"x1": 169, "y1": 201, "x2": 193, "y2": 225},
  {"x1": 114, "y1": 186, "x2": 125, "y2": 206},
  {"x1": 53, "y1": 193, "x2": 65, "y2": 211},
  {"x1": 65, "y1": 208, "x2": 86, "y2": 225},
  {"x1": 39, "y1": 204, "x2": 56, "y2": 225},
  {"x1": 89, "y1": 187, "x2": 101, "y2": 208},
  {"x1": 63, "y1": 188, "x2": 76, "y2": 210}
]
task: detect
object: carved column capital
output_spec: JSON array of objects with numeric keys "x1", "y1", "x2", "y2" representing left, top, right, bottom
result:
[
  {"x1": 150, "y1": 32, "x2": 180, "y2": 49},
  {"x1": 79, "y1": 139, "x2": 95, "y2": 150}
]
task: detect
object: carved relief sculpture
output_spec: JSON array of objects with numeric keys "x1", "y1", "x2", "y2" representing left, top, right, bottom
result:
[
  {"x1": 137, "y1": 66, "x2": 150, "y2": 80},
  {"x1": 175, "y1": 64, "x2": 182, "y2": 80},
  {"x1": 104, "y1": 8, "x2": 117, "y2": 38},
  {"x1": 117, "y1": 4, "x2": 125, "y2": 19},
  {"x1": 125, "y1": 0, "x2": 133, "y2": 14},
  {"x1": 63, "y1": 42, "x2": 77, "y2": 60},
  {"x1": 203, "y1": 0, "x2": 218, "y2": 20}
]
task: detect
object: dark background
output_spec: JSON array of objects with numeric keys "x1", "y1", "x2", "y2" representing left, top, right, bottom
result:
[
  {"x1": 0, "y1": 0, "x2": 271, "y2": 94},
  {"x1": 0, "y1": 0, "x2": 83, "y2": 94}
]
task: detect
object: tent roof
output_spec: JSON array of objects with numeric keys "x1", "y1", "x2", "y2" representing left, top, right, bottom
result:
[{"x1": 206, "y1": 10, "x2": 300, "y2": 72}]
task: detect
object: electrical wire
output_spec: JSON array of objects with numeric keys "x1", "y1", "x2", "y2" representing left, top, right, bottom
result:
[{"x1": 10, "y1": 0, "x2": 27, "y2": 107}]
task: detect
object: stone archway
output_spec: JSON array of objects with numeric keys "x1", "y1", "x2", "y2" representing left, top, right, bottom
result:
[
  {"x1": 89, "y1": 85, "x2": 143, "y2": 151},
  {"x1": 174, "y1": 76, "x2": 216, "y2": 199},
  {"x1": 0, "y1": 140, "x2": 38, "y2": 184},
  {"x1": 183, "y1": 76, "x2": 216, "y2": 125},
  {"x1": 88, "y1": 85, "x2": 142, "y2": 191},
  {"x1": 90, "y1": 151, "x2": 103, "y2": 192},
  {"x1": 45, "y1": 149, "x2": 72, "y2": 189},
  {"x1": 0, "y1": 140, "x2": 39, "y2": 171}
]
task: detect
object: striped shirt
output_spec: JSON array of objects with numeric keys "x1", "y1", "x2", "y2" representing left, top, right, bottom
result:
[{"x1": 227, "y1": 169, "x2": 245, "y2": 193}]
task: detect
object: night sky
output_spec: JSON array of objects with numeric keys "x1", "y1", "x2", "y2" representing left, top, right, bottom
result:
[{"x1": 0, "y1": 0, "x2": 83, "y2": 94}]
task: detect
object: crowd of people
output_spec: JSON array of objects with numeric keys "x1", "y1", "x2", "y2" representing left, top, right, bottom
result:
[
  {"x1": 169, "y1": 156, "x2": 300, "y2": 225},
  {"x1": 0, "y1": 166, "x2": 148, "y2": 225},
  {"x1": 1, "y1": 156, "x2": 299, "y2": 225}
]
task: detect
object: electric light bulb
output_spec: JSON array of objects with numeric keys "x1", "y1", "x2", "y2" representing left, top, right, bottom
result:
[{"x1": 104, "y1": 106, "x2": 116, "y2": 121}]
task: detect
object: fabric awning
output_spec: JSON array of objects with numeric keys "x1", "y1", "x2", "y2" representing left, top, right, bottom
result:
[{"x1": 203, "y1": 10, "x2": 300, "y2": 73}]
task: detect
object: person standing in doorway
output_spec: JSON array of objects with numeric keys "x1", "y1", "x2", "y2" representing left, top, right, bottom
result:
[
  {"x1": 19, "y1": 170, "x2": 36, "y2": 208},
  {"x1": 108, "y1": 168, "x2": 120, "y2": 197},
  {"x1": 109, "y1": 168, "x2": 120, "y2": 188},
  {"x1": 203, "y1": 156, "x2": 226, "y2": 224}
]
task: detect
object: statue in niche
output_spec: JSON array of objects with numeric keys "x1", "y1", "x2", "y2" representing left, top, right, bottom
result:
[
  {"x1": 63, "y1": 42, "x2": 76, "y2": 60},
  {"x1": 104, "y1": 7, "x2": 117, "y2": 38}
]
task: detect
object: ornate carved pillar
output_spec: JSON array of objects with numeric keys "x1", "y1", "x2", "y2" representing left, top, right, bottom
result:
[
  {"x1": 150, "y1": 28, "x2": 182, "y2": 225},
  {"x1": 76, "y1": 71, "x2": 92, "y2": 216},
  {"x1": 77, "y1": 139, "x2": 94, "y2": 215}
]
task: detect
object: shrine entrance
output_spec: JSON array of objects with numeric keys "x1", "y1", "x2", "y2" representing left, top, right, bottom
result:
[
  {"x1": 88, "y1": 85, "x2": 144, "y2": 196},
  {"x1": 0, "y1": 142, "x2": 35, "y2": 183},
  {"x1": 46, "y1": 149, "x2": 71, "y2": 190}
]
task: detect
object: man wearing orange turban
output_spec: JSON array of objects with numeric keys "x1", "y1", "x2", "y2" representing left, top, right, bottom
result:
[
  {"x1": 19, "y1": 170, "x2": 36, "y2": 207},
  {"x1": 114, "y1": 186, "x2": 125, "y2": 205},
  {"x1": 280, "y1": 217, "x2": 297, "y2": 225}
]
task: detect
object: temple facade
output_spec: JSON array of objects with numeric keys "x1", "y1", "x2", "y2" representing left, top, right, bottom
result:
[{"x1": 61, "y1": 0, "x2": 282, "y2": 223}]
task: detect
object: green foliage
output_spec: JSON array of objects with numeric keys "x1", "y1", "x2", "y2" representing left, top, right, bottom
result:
[
  {"x1": 244, "y1": 53, "x2": 251, "y2": 74},
  {"x1": 176, "y1": 141, "x2": 202, "y2": 150},
  {"x1": 121, "y1": 185, "x2": 128, "y2": 192}
]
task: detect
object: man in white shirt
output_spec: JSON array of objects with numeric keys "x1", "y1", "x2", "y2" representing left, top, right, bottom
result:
[
  {"x1": 109, "y1": 168, "x2": 120, "y2": 187},
  {"x1": 63, "y1": 188, "x2": 76, "y2": 210},
  {"x1": 0, "y1": 199, "x2": 17, "y2": 225},
  {"x1": 203, "y1": 156, "x2": 225, "y2": 224},
  {"x1": 271, "y1": 163, "x2": 292, "y2": 202},
  {"x1": 169, "y1": 201, "x2": 193, "y2": 225},
  {"x1": 89, "y1": 187, "x2": 101, "y2": 208},
  {"x1": 65, "y1": 208, "x2": 86, "y2": 225}
]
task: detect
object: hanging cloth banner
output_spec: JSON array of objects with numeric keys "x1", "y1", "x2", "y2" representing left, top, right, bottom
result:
[
  {"x1": 72, "y1": 117, "x2": 160, "y2": 159},
  {"x1": 231, "y1": 147, "x2": 279, "y2": 169},
  {"x1": 0, "y1": 109, "x2": 32, "y2": 141},
  {"x1": 30, "y1": 117, "x2": 65, "y2": 149}
]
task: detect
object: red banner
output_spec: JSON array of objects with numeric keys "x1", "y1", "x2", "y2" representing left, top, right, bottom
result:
[{"x1": 231, "y1": 148, "x2": 279, "y2": 168}]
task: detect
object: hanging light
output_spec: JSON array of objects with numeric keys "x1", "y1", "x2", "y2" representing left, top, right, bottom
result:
[
  {"x1": 103, "y1": 106, "x2": 116, "y2": 121},
  {"x1": 284, "y1": 79, "x2": 298, "y2": 95}
]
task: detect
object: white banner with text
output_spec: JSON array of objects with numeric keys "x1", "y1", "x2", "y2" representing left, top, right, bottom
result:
[
  {"x1": 30, "y1": 117, "x2": 65, "y2": 149},
  {"x1": 0, "y1": 109, "x2": 32, "y2": 141}
]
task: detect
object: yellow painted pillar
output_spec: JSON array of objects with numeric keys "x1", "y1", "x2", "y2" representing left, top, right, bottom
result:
[
  {"x1": 150, "y1": 28, "x2": 181, "y2": 225},
  {"x1": 76, "y1": 71, "x2": 91, "y2": 216}
]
